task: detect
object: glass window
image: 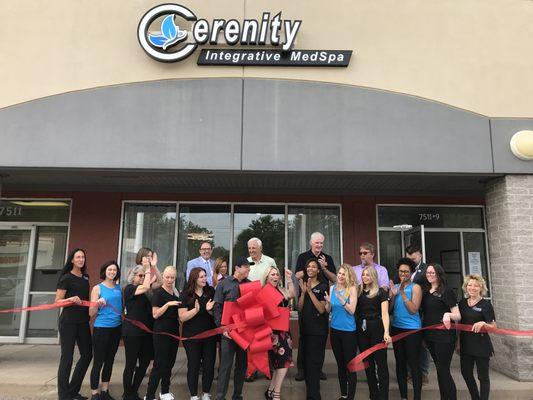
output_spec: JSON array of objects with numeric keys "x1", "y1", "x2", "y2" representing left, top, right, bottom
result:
[
  {"x1": 233, "y1": 205, "x2": 285, "y2": 268},
  {"x1": 0, "y1": 229, "x2": 31, "y2": 336},
  {"x1": 378, "y1": 206, "x2": 484, "y2": 229},
  {"x1": 287, "y1": 206, "x2": 341, "y2": 270},
  {"x1": 30, "y1": 226, "x2": 68, "y2": 291},
  {"x1": 120, "y1": 204, "x2": 176, "y2": 284},
  {"x1": 463, "y1": 232, "x2": 490, "y2": 296},
  {"x1": 0, "y1": 200, "x2": 70, "y2": 222},
  {"x1": 26, "y1": 293, "x2": 59, "y2": 337},
  {"x1": 378, "y1": 231, "x2": 402, "y2": 277},
  {"x1": 178, "y1": 205, "x2": 231, "y2": 289}
]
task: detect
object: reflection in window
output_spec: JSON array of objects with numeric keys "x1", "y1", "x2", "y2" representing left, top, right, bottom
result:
[
  {"x1": 233, "y1": 205, "x2": 285, "y2": 269},
  {"x1": 31, "y1": 226, "x2": 68, "y2": 292},
  {"x1": 287, "y1": 206, "x2": 341, "y2": 271},
  {"x1": 178, "y1": 205, "x2": 231, "y2": 289},
  {"x1": 120, "y1": 204, "x2": 176, "y2": 284},
  {"x1": 378, "y1": 231, "x2": 402, "y2": 277}
]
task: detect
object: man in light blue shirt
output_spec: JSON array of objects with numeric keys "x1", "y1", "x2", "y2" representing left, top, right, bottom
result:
[{"x1": 186, "y1": 241, "x2": 215, "y2": 286}]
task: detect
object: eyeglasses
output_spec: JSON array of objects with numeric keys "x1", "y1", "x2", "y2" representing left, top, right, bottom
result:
[
  {"x1": 137, "y1": 274, "x2": 145, "y2": 278},
  {"x1": 359, "y1": 251, "x2": 370, "y2": 256},
  {"x1": 426, "y1": 271, "x2": 436, "y2": 275},
  {"x1": 398, "y1": 270, "x2": 411, "y2": 274},
  {"x1": 200, "y1": 248, "x2": 212, "y2": 251}
]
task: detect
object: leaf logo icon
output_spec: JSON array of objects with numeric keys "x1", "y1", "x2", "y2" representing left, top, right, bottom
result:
[{"x1": 148, "y1": 14, "x2": 188, "y2": 50}]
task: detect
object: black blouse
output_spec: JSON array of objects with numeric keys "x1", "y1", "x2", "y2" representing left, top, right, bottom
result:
[
  {"x1": 421, "y1": 287, "x2": 457, "y2": 343},
  {"x1": 459, "y1": 298, "x2": 495, "y2": 357}
]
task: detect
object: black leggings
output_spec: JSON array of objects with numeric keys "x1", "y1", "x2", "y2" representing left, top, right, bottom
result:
[
  {"x1": 427, "y1": 340, "x2": 457, "y2": 400},
  {"x1": 183, "y1": 339, "x2": 217, "y2": 396},
  {"x1": 357, "y1": 319, "x2": 389, "y2": 400},
  {"x1": 122, "y1": 335, "x2": 154, "y2": 399},
  {"x1": 330, "y1": 328, "x2": 357, "y2": 400},
  {"x1": 146, "y1": 334, "x2": 179, "y2": 400},
  {"x1": 460, "y1": 354, "x2": 490, "y2": 400},
  {"x1": 391, "y1": 326, "x2": 422, "y2": 400},
  {"x1": 58, "y1": 322, "x2": 93, "y2": 400},
  {"x1": 303, "y1": 334, "x2": 327, "y2": 400},
  {"x1": 90, "y1": 326, "x2": 122, "y2": 390}
]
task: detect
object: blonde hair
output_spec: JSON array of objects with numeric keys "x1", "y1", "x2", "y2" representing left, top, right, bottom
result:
[
  {"x1": 262, "y1": 265, "x2": 282, "y2": 288},
  {"x1": 162, "y1": 265, "x2": 177, "y2": 277},
  {"x1": 462, "y1": 274, "x2": 488, "y2": 297},
  {"x1": 361, "y1": 265, "x2": 379, "y2": 298},
  {"x1": 338, "y1": 263, "x2": 359, "y2": 299}
]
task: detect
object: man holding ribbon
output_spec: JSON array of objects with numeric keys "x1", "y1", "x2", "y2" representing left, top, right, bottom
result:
[{"x1": 213, "y1": 257, "x2": 252, "y2": 400}]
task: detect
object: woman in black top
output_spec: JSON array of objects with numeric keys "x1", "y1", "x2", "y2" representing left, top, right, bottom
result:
[
  {"x1": 144, "y1": 266, "x2": 181, "y2": 400},
  {"x1": 55, "y1": 248, "x2": 93, "y2": 400},
  {"x1": 357, "y1": 265, "x2": 391, "y2": 400},
  {"x1": 122, "y1": 265, "x2": 154, "y2": 400},
  {"x1": 459, "y1": 275, "x2": 496, "y2": 400},
  {"x1": 178, "y1": 267, "x2": 217, "y2": 400},
  {"x1": 298, "y1": 258, "x2": 329, "y2": 400},
  {"x1": 421, "y1": 263, "x2": 461, "y2": 400}
]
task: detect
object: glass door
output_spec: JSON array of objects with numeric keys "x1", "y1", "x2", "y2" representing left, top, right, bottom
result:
[
  {"x1": 0, "y1": 227, "x2": 35, "y2": 342},
  {"x1": 403, "y1": 225, "x2": 426, "y2": 262}
]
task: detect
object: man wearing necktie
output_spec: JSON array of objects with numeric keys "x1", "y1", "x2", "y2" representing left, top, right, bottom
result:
[{"x1": 186, "y1": 241, "x2": 215, "y2": 286}]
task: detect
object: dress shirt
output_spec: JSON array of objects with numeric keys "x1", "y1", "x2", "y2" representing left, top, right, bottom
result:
[
  {"x1": 353, "y1": 263, "x2": 390, "y2": 288},
  {"x1": 186, "y1": 256, "x2": 215, "y2": 286},
  {"x1": 247, "y1": 254, "x2": 276, "y2": 282}
]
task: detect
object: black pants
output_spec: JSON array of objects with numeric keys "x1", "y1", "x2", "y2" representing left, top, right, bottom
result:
[
  {"x1": 184, "y1": 339, "x2": 217, "y2": 396},
  {"x1": 122, "y1": 335, "x2": 154, "y2": 399},
  {"x1": 391, "y1": 326, "x2": 422, "y2": 400},
  {"x1": 427, "y1": 340, "x2": 457, "y2": 400},
  {"x1": 216, "y1": 336, "x2": 247, "y2": 400},
  {"x1": 90, "y1": 326, "x2": 122, "y2": 390},
  {"x1": 58, "y1": 321, "x2": 93, "y2": 400},
  {"x1": 460, "y1": 354, "x2": 490, "y2": 400},
  {"x1": 303, "y1": 334, "x2": 327, "y2": 400},
  {"x1": 357, "y1": 319, "x2": 389, "y2": 400},
  {"x1": 146, "y1": 334, "x2": 179, "y2": 400},
  {"x1": 330, "y1": 328, "x2": 357, "y2": 400}
]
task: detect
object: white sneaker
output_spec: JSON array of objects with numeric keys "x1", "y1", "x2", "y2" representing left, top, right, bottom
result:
[
  {"x1": 159, "y1": 393, "x2": 174, "y2": 400},
  {"x1": 201, "y1": 394, "x2": 211, "y2": 400},
  {"x1": 190, "y1": 396, "x2": 199, "y2": 400}
]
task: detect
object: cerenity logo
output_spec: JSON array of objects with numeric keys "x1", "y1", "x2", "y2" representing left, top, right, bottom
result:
[{"x1": 137, "y1": 3, "x2": 352, "y2": 67}]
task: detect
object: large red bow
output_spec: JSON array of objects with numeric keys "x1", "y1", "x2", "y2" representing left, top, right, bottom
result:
[{"x1": 221, "y1": 281, "x2": 290, "y2": 378}]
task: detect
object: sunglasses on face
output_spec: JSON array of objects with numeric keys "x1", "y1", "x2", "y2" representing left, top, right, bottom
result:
[
  {"x1": 359, "y1": 251, "x2": 370, "y2": 256},
  {"x1": 137, "y1": 274, "x2": 145, "y2": 278}
]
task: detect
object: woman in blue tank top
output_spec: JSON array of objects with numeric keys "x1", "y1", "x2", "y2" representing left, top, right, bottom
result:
[
  {"x1": 389, "y1": 258, "x2": 423, "y2": 400},
  {"x1": 89, "y1": 261, "x2": 123, "y2": 400},
  {"x1": 324, "y1": 263, "x2": 358, "y2": 400}
]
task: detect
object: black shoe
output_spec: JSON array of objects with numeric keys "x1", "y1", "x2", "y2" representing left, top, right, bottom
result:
[
  {"x1": 90, "y1": 395, "x2": 100, "y2": 400},
  {"x1": 101, "y1": 391, "x2": 116, "y2": 400},
  {"x1": 264, "y1": 389, "x2": 273, "y2": 399},
  {"x1": 73, "y1": 395, "x2": 89, "y2": 400},
  {"x1": 294, "y1": 371, "x2": 304, "y2": 381},
  {"x1": 320, "y1": 371, "x2": 327, "y2": 381},
  {"x1": 244, "y1": 374, "x2": 255, "y2": 382}
]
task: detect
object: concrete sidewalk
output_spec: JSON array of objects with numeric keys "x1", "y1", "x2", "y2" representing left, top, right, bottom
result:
[{"x1": 0, "y1": 345, "x2": 532, "y2": 400}]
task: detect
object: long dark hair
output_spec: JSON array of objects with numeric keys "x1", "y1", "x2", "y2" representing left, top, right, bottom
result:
[
  {"x1": 427, "y1": 263, "x2": 447, "y2": 294},
  {"x1": 184, "y1": 267, "x2": 213, "y2": 305},
  {"x1": 303, "y1": 257, "x2": 323, "y2": 282},
  {"x1": 59, "y1": 248, "x2": 88, "y2": 281}
]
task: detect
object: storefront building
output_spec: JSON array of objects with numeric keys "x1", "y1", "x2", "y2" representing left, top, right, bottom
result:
[{"x1": 1, "y1": 0, "x2": 532, "y2": 380}]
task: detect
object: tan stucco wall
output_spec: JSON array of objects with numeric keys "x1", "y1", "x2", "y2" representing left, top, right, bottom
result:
[{"x1": 1, "y1": 0, "x2": 532, "y2": 117}]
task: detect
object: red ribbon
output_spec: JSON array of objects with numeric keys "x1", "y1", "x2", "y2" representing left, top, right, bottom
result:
[
  {"x1": 347, "y1": 322, "x2": 533, "y2": 372},
  {"x1": 221, "y1": 281, "x2": 290, "y2": 378}
]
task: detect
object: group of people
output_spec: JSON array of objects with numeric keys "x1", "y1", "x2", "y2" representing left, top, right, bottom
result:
[{"x1": 55, "y1": 233, "x2": 496, "y2": 400}]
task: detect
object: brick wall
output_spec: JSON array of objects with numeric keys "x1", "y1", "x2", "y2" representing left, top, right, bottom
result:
[{"x1": 485, "y1": 175, "x2": 533, "y2": 381}]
